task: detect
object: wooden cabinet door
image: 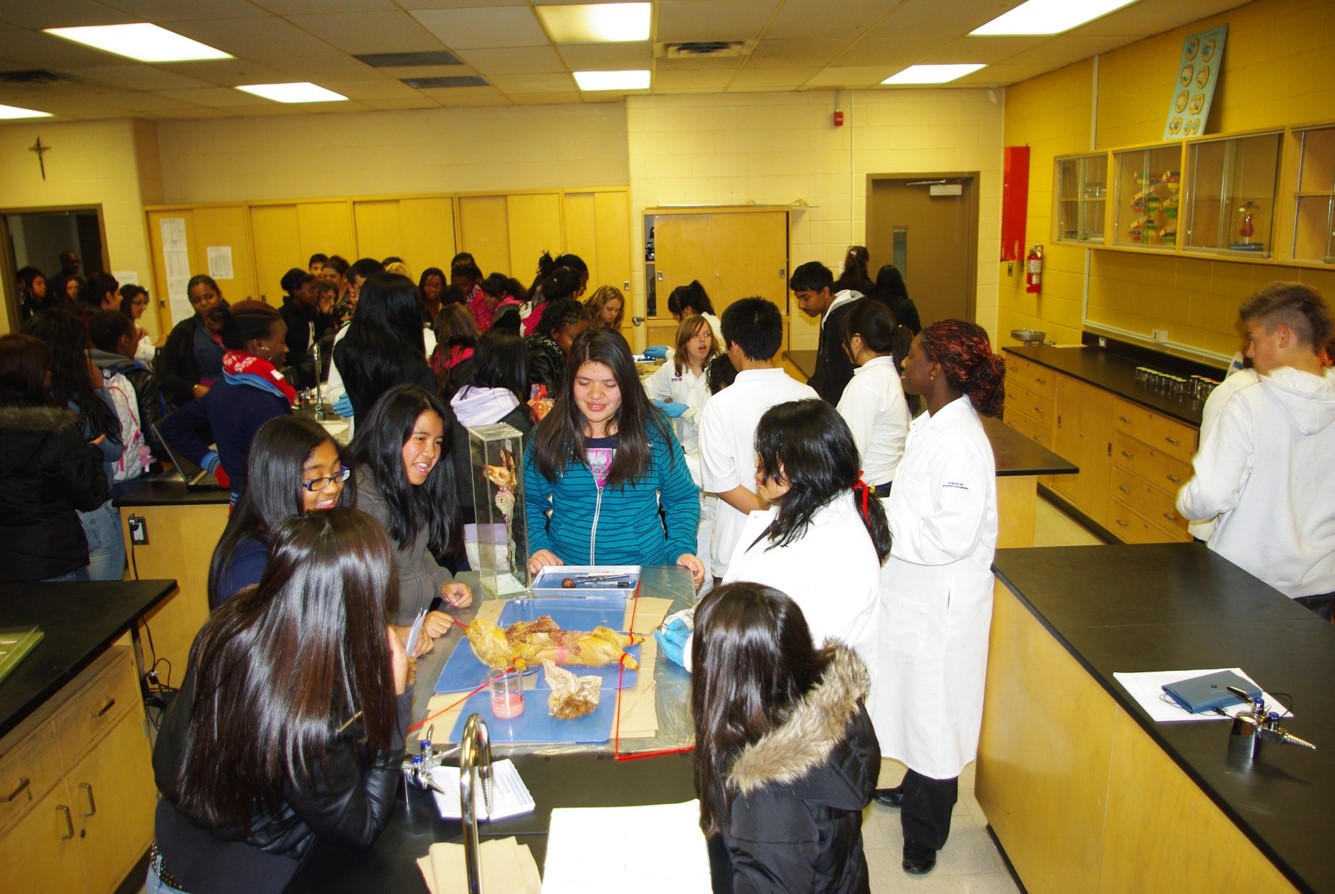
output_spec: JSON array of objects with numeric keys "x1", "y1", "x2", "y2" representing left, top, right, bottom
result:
[
  {"x1": 457, "y1": 195, "x2": 510, "y2": 281},
  {"x1": 506, "y1": 194, "x2": 562, "y2": 280},
  {"x1": 296, "y1": 202, "x2": 355, "y2": 262},
  {"x1": 70, "y1": 712, "x2": 155, "y2": 892},
  {"x1": 0, "y1": 779, "x2": 83, "y2": 891},
  {"x1": 352, "y1": 200, "x2": 403, "y2": 267},
  {"x1": 397, "y1": 197, "x2": 456, "y2": 275},
  {"x1": 250, "y1": 204, "x2": 302, "y2": 310},
  {"x1": 718, "y1": 211, "x2": 788, "y2": 311},
  {"x1": 1051, "y1": 374, "x2": 1113, "y2": 527},
  {"x1": 191, "y1": 205, "x2": 258, "y2": 303},
  {"x1": 564, "y1": 191, "x2": 631, "y2": 293}
]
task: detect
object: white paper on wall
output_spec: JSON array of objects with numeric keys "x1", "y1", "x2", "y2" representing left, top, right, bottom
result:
[
  {"x1": 159, "y1": 217, "x2": 192, "y2": 323},
  {"x1": 207, "y1": 246, "x2": 234, "y2": 280}
]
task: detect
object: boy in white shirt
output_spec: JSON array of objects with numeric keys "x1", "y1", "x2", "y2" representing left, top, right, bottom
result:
[
  {"x1": 698, "y1": 298, "x2": 817, "y2": 581},
  {"x1": 1177, "y1": 282, "x2": 1335, "y2": 619}
]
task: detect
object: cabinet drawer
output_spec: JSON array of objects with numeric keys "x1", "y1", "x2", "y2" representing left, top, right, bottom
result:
[
  {"x1": 1005, "y1": 356, "x2": 1056, "y2": 399},
  {"x1": 0, "y1": 724, "x2": 60, "y2": 836},
  {"x1": 1004, "y1": 406, "x2": 1054, "y2": 448},
  {"x1": 1111, "y1": 467, "x2": 1189, "y2": 535},
  {"x1": 1107, "y1": 499, "x2": 1186, "y2": 543},
  {"x1": 50, "y1": 648, "x2": 139, "y2": 763},
  {"x1": 1005, "y1": 381, "x2": 1055, "y2": 426},
  {"x1": 1112, "y1": 432, "x2": 1193, "y2": 496},
  {"x1": 1112, "y1": 399, "x2": 1197, "y2": 463}
]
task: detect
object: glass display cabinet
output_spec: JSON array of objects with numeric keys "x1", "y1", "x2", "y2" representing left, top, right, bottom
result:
[
  {"x1": 1053, "y1": 153, "x2": 1108, "y2": 244},
  {"x1": 1183, "y1": 131, "x2": 1282, "y2": 257},
  {"x1": 1291, "y1": 126, "x2": 1335, "y2": 264},
  {"x1": 1112, "y1": 144, "x2": 1183, "y2": 249}
]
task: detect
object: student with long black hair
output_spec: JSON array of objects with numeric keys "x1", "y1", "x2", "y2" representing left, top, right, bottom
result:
[
  {"x1": 207, "y1": 416, "x2": 351, "y2": 608},
  {"x1": 524, "y1": 328, "x2": 704, "y2": 586},
  {"x1": 723, "y1": 399, "x2": 889, "y2": 671},
  {"x1": 692, "y1": 582, "x2": 879, "y2": 893},
  {"x1": 25, "y1": 308, "x2": 126, "y2": 580},
  {"x1": 149, "y1": 510, "x2": 409, "y2": 894},
  {"x1": 348, "y1": 384, "x2": 471, "y2": 656},
  {"x1": 836, "y1": 298, "x2": 912, "y2": 495},
  {"x1": 331, "y1": 272, "x2": 438, "y2": 434}
]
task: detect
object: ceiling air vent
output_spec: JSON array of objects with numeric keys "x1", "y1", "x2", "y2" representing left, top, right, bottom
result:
[
  {"x1": 0, "y1": 70, "x2": 67, "y2": 85},
  {"x1": 658, "y1": 41, "x2": 750, "y2": 60}
]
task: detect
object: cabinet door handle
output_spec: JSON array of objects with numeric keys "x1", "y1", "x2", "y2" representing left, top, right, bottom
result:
[
  {"x1": 3, "y1": 777, "x2": 30, "y2": 802},
  {"x1": 1164, "y1": 436, "x2": 1180, "y2": 446},
  {"x1": 1114, "y1": 518, "x2": 1129, "y2": 528},
  {"x1": 1118, "y1": 416, "x2": 1132, "y2": 423},
  {"x1": 57, "y1": 804, "x2": 75, "y2": 840},
  {"x1": 79, "y1": 782, "x2": 96, "y2": 817},
  {"x1": 1118, "y1": 485, "x2": 1131, "y2": 495},
  {"x1": 1166, "y1": 474, "x2": 1182, "y2": 484},
  {"x1": 90, "y1": 697, "x2": 116, "y2": 718}
]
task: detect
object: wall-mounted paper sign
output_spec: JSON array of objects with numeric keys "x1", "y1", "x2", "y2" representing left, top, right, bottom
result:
[
  {"x1": 207, "y1": 246, "x2": 234, "y2": 280},
  {"x1": 159, "y1": 217, "x2": 193, "y2": 323},
  {"x1": 1163, "y1": 25, "x2": 1227, "y2": 140}
]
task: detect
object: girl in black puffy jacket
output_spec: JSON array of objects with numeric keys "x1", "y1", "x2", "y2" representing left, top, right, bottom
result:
[
  {"x1": 692, "y1": 582, "x2": 879, "y2": 894},
  {"x1": 0, "y1": 334, "x2": 109, "y2": 581}
]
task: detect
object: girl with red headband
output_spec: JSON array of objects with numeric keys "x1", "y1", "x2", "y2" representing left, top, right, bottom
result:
[
  {"x1": 871, "y1": 319, "x2": 1005, "y2": 877},
  {"x1": 721, "y1": 398, "x2": 890, "y2": 674}
]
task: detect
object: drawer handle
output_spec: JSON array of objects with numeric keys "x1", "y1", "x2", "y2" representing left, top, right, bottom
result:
[
  {"x1": 3, "y1": 777, "x2": 30, "y2": 803},
  {"x1": 1035, "y1": 376, "x2": 1047, "y2": 385},
  {"x1": 58, "y1": 804, "x2": 75, "y2": 840},
  {"x1": 1121, "y1": 450, "x2": 1134, "y2": 459},
  {"x1": 1118, "y1": 416, "x2": 1132, "y2": 423},
  {"x1": 90, "y1": 697, "x2": 116, "y2": 719},
  {"x1": 1118, "y1": 485, "x2": 1131, "y2": 495},
  {"x1": 1033, "y1": 406, "x2": 1042, "y2": 415},
  {"x1": 1165, "y1": 474, "x2": 1182, "y2": 484},
  {"x1": 1164, "y1": 436, "x2": 1180, "y2": 446},
  {"x1": 1163, "y1": 512, "x2": 1177, "y2": 522},
  {"x1": 1114, "y1": 518, "x2": 1129, "y2": 528},
  {"x1": 79, "y1": 782, "x2": 96, "y2": 817}
]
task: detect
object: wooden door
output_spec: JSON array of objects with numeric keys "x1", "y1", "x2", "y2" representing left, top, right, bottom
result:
[
  {"x1": 867, "y1": 176, "x2": 977, "y2": 328},
  {"x1": 190, "y1": 205, "x2": 257, "y2": 303},
  {"x1": 507, "y1": 193, "x2": 562, "y2": 281},
  {"x1": 457, "y1": 196, "x2": 509, "y2": 280},
  {"x1": 564, "y1": 191, "x2": 632, "y2": 293},
  {"x1": 296, "y1": 202, "x2": 355, "y2": 262},
  {"x1": 352, "y1": 200, "x2": 403, "y2": 267},
  {"x1": 250, "y1": 205, "x2": 302, "y2": 311},
  {"x1": 397, "y1": 197, "x2": 456, "y2": 275}
]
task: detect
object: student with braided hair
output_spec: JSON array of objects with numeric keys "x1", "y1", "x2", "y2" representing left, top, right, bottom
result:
[{"x1": 871, "y1": 319, "x2": 1005, "y2": 877}]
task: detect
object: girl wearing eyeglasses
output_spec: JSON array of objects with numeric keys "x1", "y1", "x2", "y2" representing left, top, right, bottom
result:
[{"x1": 207, "y1": 416, "x2": 352, "y2": 609}]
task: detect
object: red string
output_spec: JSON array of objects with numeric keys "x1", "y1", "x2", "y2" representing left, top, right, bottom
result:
[{"x1": 852, "y1": 469, "x2": 872, "y2": 524}]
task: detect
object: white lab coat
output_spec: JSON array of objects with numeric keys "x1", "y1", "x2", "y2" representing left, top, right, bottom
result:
[
  {"x1": 724, "y1": 496, "x2": 882, "y2": 683},
  {"x1": 873, "y1": 396, "x2": 998, "y2": 779},
  {"x1": 644, "y1": 360, "x2": 710, "y2": 455},
  {"x1": 836, "y1": 355, "x2": 909, "y2": 487}
]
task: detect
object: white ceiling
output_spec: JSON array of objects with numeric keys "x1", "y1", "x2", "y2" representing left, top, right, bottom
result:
[{"x1": 0, "y1": 0, "x2": 1252, "y2": 121}]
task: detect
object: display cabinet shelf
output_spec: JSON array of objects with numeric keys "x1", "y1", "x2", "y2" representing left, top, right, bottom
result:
[{"x1": 1053, "y1": 153, "x2": 1108, "y2": 244}]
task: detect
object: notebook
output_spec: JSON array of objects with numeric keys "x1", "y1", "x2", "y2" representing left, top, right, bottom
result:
[{"x1": 1161, "y1": 670, "x2": 1261, "y2": 714}]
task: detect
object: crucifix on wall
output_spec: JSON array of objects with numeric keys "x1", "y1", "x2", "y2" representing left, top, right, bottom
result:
[{"x1": 29, "y1": 137, "x2": 51, "y2": 180}]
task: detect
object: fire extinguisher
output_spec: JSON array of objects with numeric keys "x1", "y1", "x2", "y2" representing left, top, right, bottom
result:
[{"x1": 1025, "y1": 244, "x2": 1043, "y2": 294}]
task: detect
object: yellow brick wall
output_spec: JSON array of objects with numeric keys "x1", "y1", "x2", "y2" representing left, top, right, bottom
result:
[
  {"x1": 628, "y1": 89, "x2": 1006, "y2": 350},
  {"x1": 1000, "y1": 0, "x2": 1335, "y2": 361}
]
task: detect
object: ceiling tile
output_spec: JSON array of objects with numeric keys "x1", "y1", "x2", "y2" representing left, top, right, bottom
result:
[
  {"x1": 727, "y1": 67, "x2": 817, "y2": 90},
  {"x1": 864, "y1": 0, "x2": 994, "y2": 42},
  {"x1": 922, "y1": 35, "x2": 1047, "y2": 64},
  {"x1": 252, "y1": 54, "x2": 390, "y2": 81},
  {"x1": 60, "y1": 64, "x2": 215, "y2": 91},
  {"x1": 173, "y1": 15, "x2": 342, "y2": 58},
  {"x1": 154, "y1": 59, "x2": 300, "y2": 87},
  {"x1": 764, "y1": 0, "x2": 898, "y2": 40},
  {"x1": 832, "y1": 37, "x2": 931, "y2": 68},
  {"x1": 0, "y1": 31, "x2": 126, "y2": 68},
  {"x1": 101, "y1": 0, "x2": 269, "y2": 21},
  {"x1": 323, "y1": 79, "x2": 421, "y2": 99},
  {"x1": 453, "y1": 46, "x2": 566, "y2": 75},
  {"x1": 155, "y1": 86, "x2": 282, "y2": 108},
  {"x1": 410, "y1": 7, "x2": 548, "y2": 50},
  {"x1": 657, "y1": 0, "x2": 777, "y2": 42},
  {"x1": 557, "y1": 43, "x2": 652, "y2": 70},
  {"x1": 805, "y1": 65, "x2": 899, "y2": 88},
  {"x1": 2, "y1": 0, "x2": 135, "y2": 30},
  {"x1": 285, "y1": 11, "x2": 444, "y2": 54},
  {"x1": 508, "y1": 91, "x2": 582, "y2": 105},
  {"x1": 654, "y1": 69, "x2": 738, "y2": 92},
  {"x1": 250, "y1": 0, "x2": 396, "y2": 13},
  {"x1": 486, "y1": 72, "x2": 576, "y2": 93},
  {"x1": 745, "y1": 38, "x2": 846, "y2": 69}
]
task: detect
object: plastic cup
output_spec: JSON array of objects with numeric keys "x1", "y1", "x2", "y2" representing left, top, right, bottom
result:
[{"x1": 489, "y1": 667, "x2": 524, "y2": 719}]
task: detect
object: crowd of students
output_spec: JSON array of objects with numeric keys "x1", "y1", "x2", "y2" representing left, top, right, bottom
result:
[{"x1": 8, "y1": 236, "x2": 1327, "y2": 893}]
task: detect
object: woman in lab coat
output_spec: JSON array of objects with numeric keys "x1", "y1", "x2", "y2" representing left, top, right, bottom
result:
[{"x1": 872, "y1": 319, "x2": 1004, "y2": 876}]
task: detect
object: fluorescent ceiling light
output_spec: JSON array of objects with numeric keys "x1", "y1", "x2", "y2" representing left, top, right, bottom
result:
[
  {"x1": 971, "y1": 0, "x2": 1139, "y2": 36},
  {"x1": 538, "y1": 3, "x2": 651, "y2": 43},
  {"x1": 44, "y1": 23, "x2": 231, "y2": 62},
  {"x1": 882, "y1": 64, "x2": 986, "y2": 85},
  {"x1": 0, "y1": 104, "x2": 52, "y2": 120},
  {"x1": 236, "y1": 83, "x2": 347, "y2": 103},
  {"x1": 573, "y1": 70, "x2": 651, "y2": 91}
]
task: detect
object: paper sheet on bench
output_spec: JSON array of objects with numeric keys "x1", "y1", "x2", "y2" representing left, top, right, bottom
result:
[
  {"x1": 1113, "y1": 667, "x2": 1285, "y2": 722},
  {"x1": 541, "y1": 800, "x2": 710, "y2": 893}
]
